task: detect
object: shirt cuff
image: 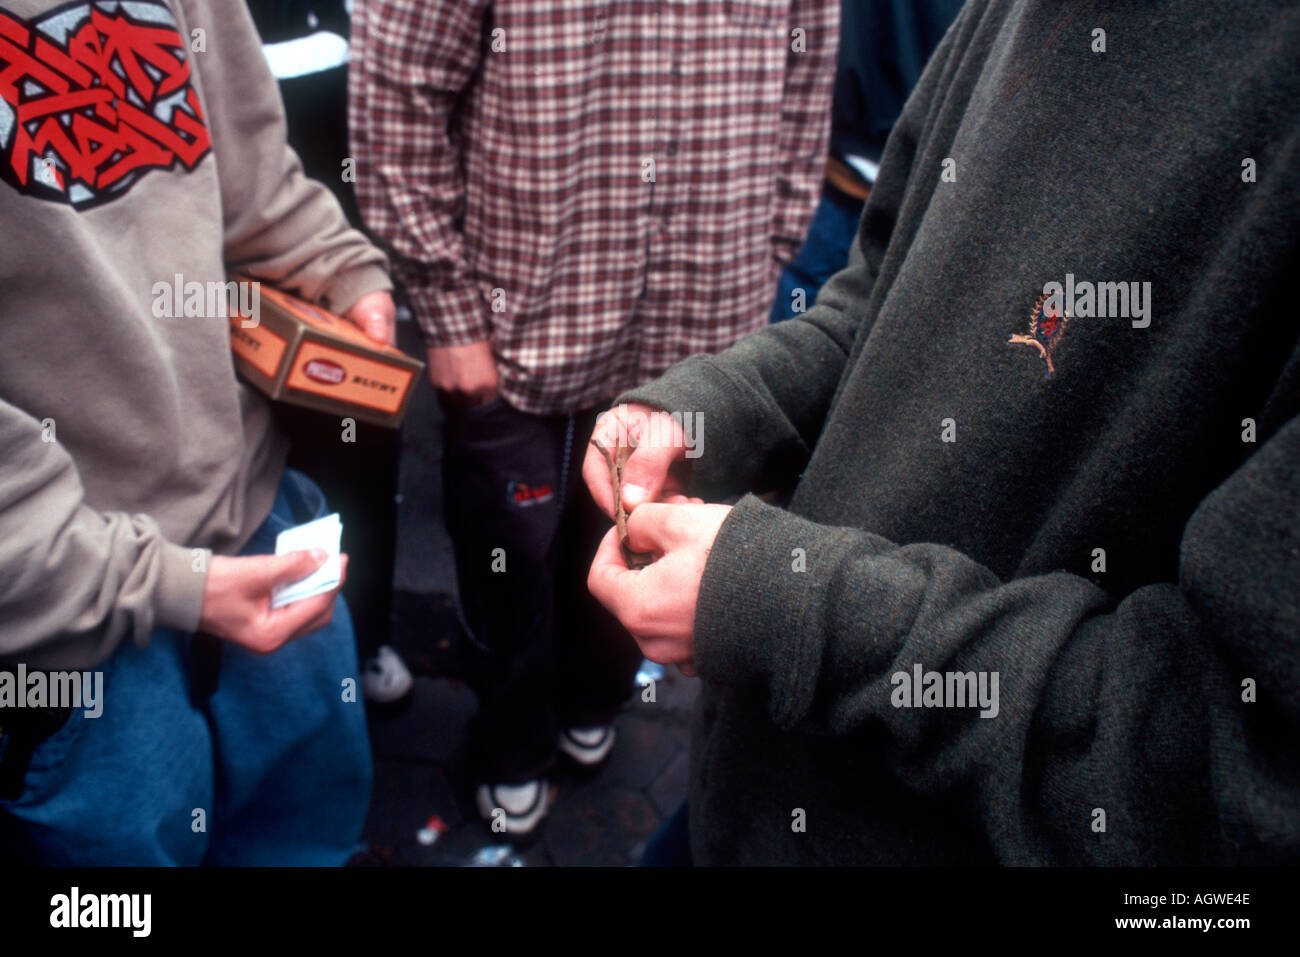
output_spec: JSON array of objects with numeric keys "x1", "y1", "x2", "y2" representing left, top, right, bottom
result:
[
  {"x1": 152, "y1": 542, "x2": 209, "y2": 638},
  {"x1": 693, "y1": 494, "x2": 892, "y2": 728},
  {"x1": 404, "y1": 282, "x2": 492, "y2": 347},
  {"x1": 318, "y1": 264, "x2": 393, "y2": 316}
]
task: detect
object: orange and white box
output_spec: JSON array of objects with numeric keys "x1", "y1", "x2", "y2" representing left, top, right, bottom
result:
[{"x1": 227, "y1": 278, "x2": 424, "y2": 429}]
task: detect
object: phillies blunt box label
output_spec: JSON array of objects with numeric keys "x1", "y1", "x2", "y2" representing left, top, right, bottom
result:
[{"x1": 228, "y1": 279, "x2": 424, "y2": 428}]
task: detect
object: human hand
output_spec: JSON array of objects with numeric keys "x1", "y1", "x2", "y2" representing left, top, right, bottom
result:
[
  {"x1": 587, "y1": 502, "x2": 731, "y2": 677},
  {"x1": 582, "y1": 403, "x2": 699, "y2": 520},
  {"x1": 426, "y1": 340, "x2": 500, "y2": 409},
  {"x1": 198, "y1": 550, "x2": 349, "y2": 654},
  {"x1": 344, "y1": 290, "x2": 397, "y2": 347}
]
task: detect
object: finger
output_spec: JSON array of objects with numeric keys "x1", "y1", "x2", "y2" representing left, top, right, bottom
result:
[
  {"x1": 620, "y1": 441, "x2": 681, "y2": 510},
  {"x1": 677, "y1": 662, "x2": 697, "y2": 678},
  {"x1": 582, "y1": 440, "x2": 618, "y2": 518},
  {"x1": 359, "y1": 313, "x2": 392, "y2": 345},
  {"x1": 623, "y1": 502, "x2": 693, "y2": 554},
  {"x1": 264, "y1": 588, "x2": 338, "y2": 650},
  {"x1": 291, "y1": 556, "x2": 348, "y2": 640},
  {"x1": 346, "y1": 292, "x2": 397, "y2": 346},
  {"x1": 587, "y1": 526, "x2": 639, "y2": 616},
  {"x1": 292, "y1": 592, "x2": 339, "y2": 641},
  {"x1": 251, "y1": 549, "x2": 328, "y2": 592}
]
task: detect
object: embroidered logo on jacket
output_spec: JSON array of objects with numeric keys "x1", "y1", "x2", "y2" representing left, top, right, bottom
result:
[
  {"x1": 0, "y1": 0, "x2": 211, "y2": 209},
  {"x1": 506, "y1": 481, "x2": 554, "y2": 508},
  {"x1": 1008, "y1": 293, "x2": 1070, "y2": 376}
]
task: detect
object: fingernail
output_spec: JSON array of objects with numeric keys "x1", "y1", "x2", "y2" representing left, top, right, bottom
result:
[
  {"x1": 310, "y1": 548, "x2": 328, "y2": 562},
  {"x1": 622, "y1": 484, "x2": 648, "y2": 505}
]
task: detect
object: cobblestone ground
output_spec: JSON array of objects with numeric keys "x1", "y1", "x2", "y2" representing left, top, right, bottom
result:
[{"x1": 355, "y1": 594, "x2": 698, "y2": 867}]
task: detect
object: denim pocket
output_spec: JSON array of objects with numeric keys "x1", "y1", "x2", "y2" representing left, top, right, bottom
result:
[
  {"x1": 9, "y1": 651, "x2": 117, "y2": 796},
  {"x1": 279, "y1": 469, "x2": 330, "y2": 527}
]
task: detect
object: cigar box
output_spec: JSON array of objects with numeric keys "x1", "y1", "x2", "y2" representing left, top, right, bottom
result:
[{"x1": 227, "y1": 278, "x2": 424, "y2": 428}]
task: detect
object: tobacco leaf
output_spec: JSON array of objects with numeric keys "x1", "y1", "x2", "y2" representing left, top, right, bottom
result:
[{"x1": 592, "y1": 439, "x2": 654, "y2": 570}]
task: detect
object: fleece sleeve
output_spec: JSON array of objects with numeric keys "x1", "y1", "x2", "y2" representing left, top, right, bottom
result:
[
  {"x1": 620, "y1": 0, "x2": 971, "y2": 500},
  {"x1": 182, "y1": 0, "x2": 391, "y2": 313},
  {"x1": 0, "y1": 399, "x2": 206, "y2": 671},
  {"x1": 692, "y1": 412, "x2": 1300, "y2": 865}
]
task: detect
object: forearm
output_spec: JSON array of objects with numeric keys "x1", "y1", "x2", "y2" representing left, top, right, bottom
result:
[
  {"x1": 694, "y1": 410, "x2": 1300, "y2": 864},
  {"x1": 618, "y1": 244, "x2": 875, "y2": 499},
  {"x1": 347, "y1": 0, "x2": 491, "y2": 345},
  {"x1": 182, "y1": 0, "x2": 390, "y2": 313},
  {"x1": 0, "y1": 409, "x2": 206, "y2": 671}
]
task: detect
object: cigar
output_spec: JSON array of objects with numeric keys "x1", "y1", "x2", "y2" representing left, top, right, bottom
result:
[{"x1": 591, "y1": 439, "x2": 654, "y2": 570}]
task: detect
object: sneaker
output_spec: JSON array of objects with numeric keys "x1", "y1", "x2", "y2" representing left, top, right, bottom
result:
[
  {"x1": 557, "y1": 725, "x2": 616, "y2": 767},
  {"x1": 475, "y1": 780, "x2": 551, "y2": 838},
  {"x1": 361, "y1": 645, "x2": 413, "y2": 704}
]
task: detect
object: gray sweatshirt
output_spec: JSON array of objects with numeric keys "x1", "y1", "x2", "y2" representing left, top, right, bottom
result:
[
  {"x1": 0, "y1": 0, "x2": 390, "y2": 669},
  {"x1": 623, "y1": 0, "x2": 1299, "y2": 864}
]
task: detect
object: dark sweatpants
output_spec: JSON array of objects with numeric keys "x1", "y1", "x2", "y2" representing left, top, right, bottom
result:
[{"x1": 441, "y1": 397, "x2": 642, "y2": 784}]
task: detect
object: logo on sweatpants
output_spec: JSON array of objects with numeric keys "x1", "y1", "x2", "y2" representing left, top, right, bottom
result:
[
  {"x1": 1008, "y1": 293, "x2": 1070, "y2": 376},
  {"x1": 507, "y1": 481, "x2": 553, "y2": 508}
]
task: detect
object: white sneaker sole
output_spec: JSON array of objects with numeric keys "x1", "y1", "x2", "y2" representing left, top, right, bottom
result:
[
  {"x1": 557, "y1": 726, "x2": 616, "y2": 766},
  {"x1": 475, "y1": 784, "x2": 551, "y2": 837}
]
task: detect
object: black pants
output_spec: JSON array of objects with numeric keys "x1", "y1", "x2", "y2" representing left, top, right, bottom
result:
[
  {"x1": 278, "y1": 406, "x2": 399, "y2": 655},
  {"x1": 442, "y1": 397, "x2": 642, "y2": 784}
]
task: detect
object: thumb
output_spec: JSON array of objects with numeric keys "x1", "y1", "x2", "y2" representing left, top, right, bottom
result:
[
  {"x1": 619, "y1": 443, "x2": 680, "y2": 510},
  {"x1": 355, "y1": 311, "x2": 393, "y2": 346},
  {"x1": 623, "y1": 503, "x2": 682, "y2": 554},
  {"x1": 258, "y1": 549, "x2": 328, "y2": 590}
]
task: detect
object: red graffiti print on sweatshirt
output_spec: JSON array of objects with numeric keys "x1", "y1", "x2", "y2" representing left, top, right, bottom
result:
[{"x1": 0, "y1": 1, "x2": 211, "y2": 208}]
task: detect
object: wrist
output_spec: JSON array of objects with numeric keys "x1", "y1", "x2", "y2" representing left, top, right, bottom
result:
[{"x1": 155, "y1": 542, "x2": 208, "y2": 637}]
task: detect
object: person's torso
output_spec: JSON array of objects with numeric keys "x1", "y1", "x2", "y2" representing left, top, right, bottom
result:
[{"x1": 0, "y1": 0, "x2": 281, "y2": 552}]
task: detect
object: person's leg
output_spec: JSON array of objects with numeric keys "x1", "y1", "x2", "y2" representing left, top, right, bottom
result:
[
  {"x1": 441, "y1": 398, "x2": 568, "y2": 785},
  {"x1": 201, "y1": 468, "x2": 372, "y2": 865},
  {"x1": 553, "y1": 404, "x2": 643, "y2": 733},
  {"x1": 0, "y1": 632, "x2": 215, "y2": 866}
]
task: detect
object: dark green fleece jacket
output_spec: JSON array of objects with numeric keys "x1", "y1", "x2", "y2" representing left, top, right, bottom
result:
[{"x1": 621, "y1": 0, "x2": 1299, "y2": 865}]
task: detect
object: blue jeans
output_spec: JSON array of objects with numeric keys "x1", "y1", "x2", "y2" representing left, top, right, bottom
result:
[
  {"x1": 0, "y1": 469, "x2": 372, "y2": 865},
  {"x1": 770, "y1": 189, "x2": 865, "y2": 323},
  {"x1": 640, "y1": 801, "x2": 692, "y2": 867}
]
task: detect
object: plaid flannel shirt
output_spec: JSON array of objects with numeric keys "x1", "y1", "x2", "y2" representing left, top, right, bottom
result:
[{"x1": 349, "y1": 0, "x2": 837, "y2": 414}]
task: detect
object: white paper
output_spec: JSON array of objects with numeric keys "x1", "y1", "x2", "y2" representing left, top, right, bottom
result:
[{"x1": 270, "y1": 513, "x2": 343, "y2": 609}]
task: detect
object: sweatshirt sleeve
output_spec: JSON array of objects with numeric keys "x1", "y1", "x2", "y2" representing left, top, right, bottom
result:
[
  {"x1": 768, "y1": 0, "x2": 839, "y2": 268},
  {"x1": 347, "y1": 0, "x2": 492, "y2": 346},
  {"x1": 692, "y1": 412, "x2": 1300, "y2": 865},
  {"x1": 0, "y1": 400, "x2": 207, "y2": 671},
  {"x1": 183, "y1": 0, "x2": 391, "y2": 313},
  {"x1": 620, "y1": 2, "x2": 969, "y2": 500}
]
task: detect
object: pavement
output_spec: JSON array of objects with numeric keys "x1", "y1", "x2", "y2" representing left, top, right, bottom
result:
[{"x1": 352, "y1": 319, "x2": 697, "y2": 866}]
